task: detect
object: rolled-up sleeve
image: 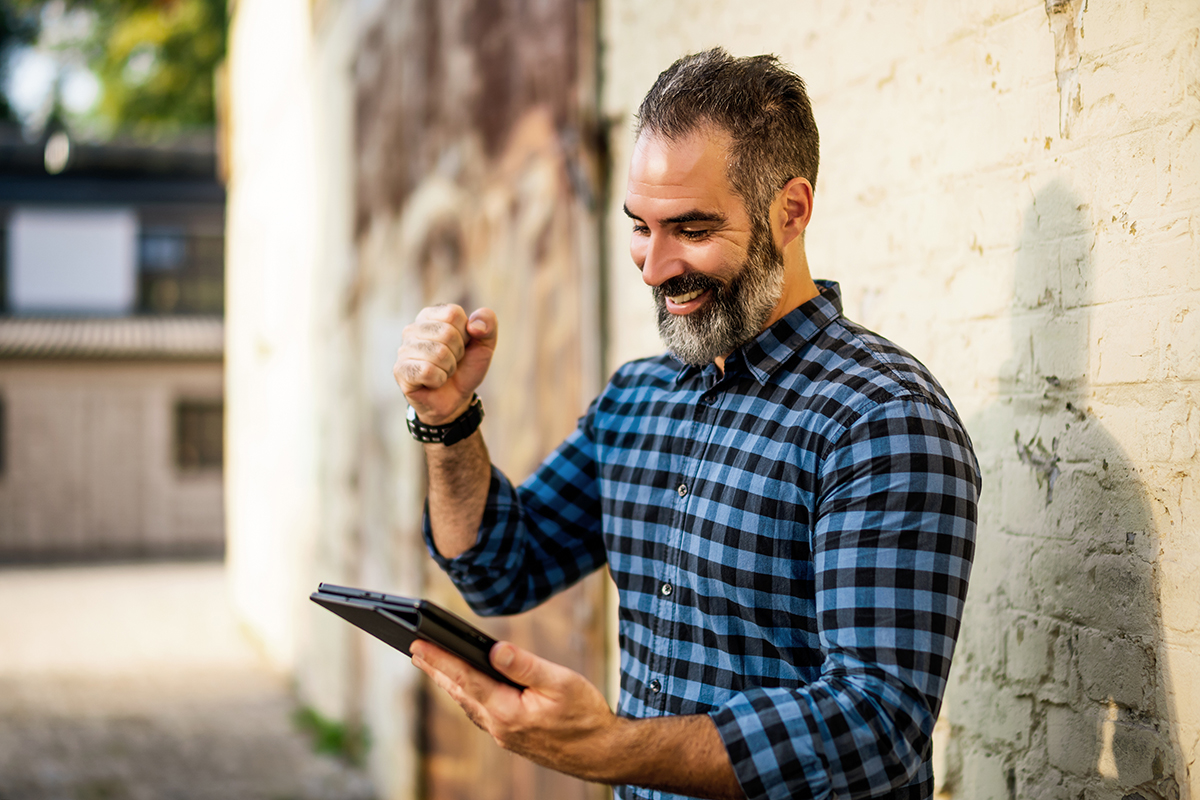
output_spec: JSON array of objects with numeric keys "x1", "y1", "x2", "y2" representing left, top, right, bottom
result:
[
  {"x1": 423, "y1": 410, "x2": 609, "y2": 616},
  {"x1": 711, "y1": 396, "x2": 979, "y2": 800}
]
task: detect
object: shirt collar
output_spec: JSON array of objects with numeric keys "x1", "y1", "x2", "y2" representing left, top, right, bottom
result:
[{"x1": 672, "y1": 279, "x2": 844, "y2": 388}]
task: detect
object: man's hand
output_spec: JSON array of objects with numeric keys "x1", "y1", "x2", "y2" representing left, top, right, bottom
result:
[
  {"x1": 394, "y1": 305, "x2": 498, "y2": 425},
  {"x1": 410, "y1": 640, "x2": 746, "y2": 799},
  {"x1": 411, "y1": 639, "x2": 621, "y2": 781}
]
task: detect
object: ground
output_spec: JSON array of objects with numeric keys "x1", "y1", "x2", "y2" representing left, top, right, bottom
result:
[{"x1": 0, "y1": 561, "x2": 376, "y2": 800}]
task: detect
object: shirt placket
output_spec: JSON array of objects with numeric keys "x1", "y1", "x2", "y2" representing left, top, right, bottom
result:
[{"x1": 646, "y1": 379, "x2": 724, "y2": 714}]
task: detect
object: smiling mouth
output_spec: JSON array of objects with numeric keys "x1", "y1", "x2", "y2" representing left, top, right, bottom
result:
[{"x1": 667, "y1": 288, "x2": 707, "y2": 304}]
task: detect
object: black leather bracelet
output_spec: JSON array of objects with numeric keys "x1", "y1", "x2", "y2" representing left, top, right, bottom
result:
[{"x1": 406, "y1": 395, "x2": 484, "y2": 446}]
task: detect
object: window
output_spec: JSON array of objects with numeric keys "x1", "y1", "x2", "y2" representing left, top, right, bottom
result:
[
  {"x1": 138, "y1": 226, "x2": 225, "y2": 315},
  {"x1": 175, "y1": 400, "x2": 223, "y2": 470}
]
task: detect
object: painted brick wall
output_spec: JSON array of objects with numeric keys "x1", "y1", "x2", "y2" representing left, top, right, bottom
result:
[{"x1": 601, "y1": 2, "x2": 1199, "y2": 798}]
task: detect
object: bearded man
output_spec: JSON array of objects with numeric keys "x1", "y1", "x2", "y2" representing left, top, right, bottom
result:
[{"x1": 393, "y1": 48, "x2": 980, "y2": 800}]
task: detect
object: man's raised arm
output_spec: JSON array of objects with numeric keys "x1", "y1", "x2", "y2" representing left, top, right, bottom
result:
[{"x1": 393, "y1": 304, "x2": 498, "y2": 559}]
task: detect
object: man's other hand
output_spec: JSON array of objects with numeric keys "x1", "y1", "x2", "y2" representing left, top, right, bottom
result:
[
  {"x1": 410, "y1": 638, "x2": 621, "y2": 783},
  {"x1": 394, "y1": 305, "x2": 498, "y2": 425}
]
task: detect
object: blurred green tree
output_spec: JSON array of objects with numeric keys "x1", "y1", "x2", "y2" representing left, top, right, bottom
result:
[
  {"x1": 86, "y1": 0, "x2": 226, "y2": 133},
  {"x1": 2, "y1": 0, "x2": 226, "y2": 135}
]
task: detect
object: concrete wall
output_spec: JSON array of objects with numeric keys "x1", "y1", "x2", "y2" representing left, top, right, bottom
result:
[
  {"x1": 600, "y1": 2, "x2": 1199, "y2": 799},
  {"x1": 0, "y1": 360, "x2": 224, "y2": 559}
]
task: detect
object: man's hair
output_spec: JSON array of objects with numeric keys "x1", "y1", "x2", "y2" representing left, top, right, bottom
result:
[{"x1": 635, "y1": 48, "x2": 820, "y2": 222}]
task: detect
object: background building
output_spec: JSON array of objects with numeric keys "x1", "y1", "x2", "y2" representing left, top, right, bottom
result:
[
  {"x1": 0, "y1": 128, "x2": 226, "y2": 561},
  {"x1": 225, "y1": 2, "x2": 1199, "y2": 800}
]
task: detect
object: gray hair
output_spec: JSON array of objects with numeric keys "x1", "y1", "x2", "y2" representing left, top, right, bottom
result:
[{"x1": 635, "y1": 47, "x2": 820, "y2": 222}]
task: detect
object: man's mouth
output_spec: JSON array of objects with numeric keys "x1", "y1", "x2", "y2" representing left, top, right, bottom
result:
[{"x1": 667, "y1": 288, "x2": 706, "y2": 304}]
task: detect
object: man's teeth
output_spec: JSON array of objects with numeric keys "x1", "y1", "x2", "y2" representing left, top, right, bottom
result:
[{"x1": 668, "y1": 288, "x2": 705, "y2": 304}]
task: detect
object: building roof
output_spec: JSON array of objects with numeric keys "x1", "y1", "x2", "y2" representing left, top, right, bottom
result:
[
  {"x1": 0, "y1": 127, "x2": 225, "y2": 206},
  {"x1": 0, "y1": 316, "x2": 223, "y2": 361}
]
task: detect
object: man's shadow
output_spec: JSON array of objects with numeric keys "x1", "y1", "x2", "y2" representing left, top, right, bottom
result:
[{"x1": 940, "y1": 180, "x2": 1183, "y2": 800}]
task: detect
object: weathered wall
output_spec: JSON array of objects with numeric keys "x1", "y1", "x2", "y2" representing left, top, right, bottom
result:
[
  {"x1": 0, "y1": 360, "x2": 224, "y2": 560},
  {"x1": 352, "y1": 3, "x2": 607, "y2": 799},
  {"x1": 600, "y1": 2, "x2": 1199, "y2": 799},
  {"x1": 227, "y1": 2, "x2": 606, "y2": 799}
]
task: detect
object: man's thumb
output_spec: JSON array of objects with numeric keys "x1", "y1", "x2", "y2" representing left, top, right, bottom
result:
[
  {"x1": 466, "y1": 308, "x2": 498, "y2": 349},
  {"x1": 490, "y1": 641, "x2": 549, "y2": 689}
]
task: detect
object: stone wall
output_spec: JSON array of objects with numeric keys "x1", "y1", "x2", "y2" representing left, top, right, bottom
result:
[{"x1": 599, "y1": 2, "x2": 1199, "y2": 798}]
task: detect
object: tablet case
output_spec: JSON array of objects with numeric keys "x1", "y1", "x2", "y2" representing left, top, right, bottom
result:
[{"x1": 309, "y1": 583, "x2": 523, "y2": 689}]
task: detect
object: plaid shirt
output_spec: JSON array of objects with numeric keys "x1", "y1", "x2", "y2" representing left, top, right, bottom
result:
[{"x1": 427, "y1": 281, "x2": 980, "y2": 800}]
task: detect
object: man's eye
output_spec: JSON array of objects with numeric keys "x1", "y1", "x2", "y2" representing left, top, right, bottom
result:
[
  {"x1": 632, "y1": 223, "x2": 649, "y2": 235},
  {"x1": 680, "y1": 228, "x2": 710, "y2": 240}
]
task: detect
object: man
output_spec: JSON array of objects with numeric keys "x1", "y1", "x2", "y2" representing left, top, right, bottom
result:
[{"x1": 393, "y1": 48, "x2": 979, "y2": 800}]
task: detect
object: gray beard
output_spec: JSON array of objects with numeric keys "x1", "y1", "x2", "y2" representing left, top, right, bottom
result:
[{"x1": 653, "y1": 223, "x2": 785, "y2": 366}]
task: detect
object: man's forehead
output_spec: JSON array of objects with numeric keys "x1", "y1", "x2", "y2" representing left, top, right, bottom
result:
[{"x1": 626, "y1": 127, "x2": 738, "y2": 207}]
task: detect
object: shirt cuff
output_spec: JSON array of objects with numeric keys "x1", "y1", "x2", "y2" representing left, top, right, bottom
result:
[
  {"x1": 710, "y1": 688, "x2": 832, "y2": 800},
  {"x1": 421, "y1": 464, "x2": 518, "y2": 576}
]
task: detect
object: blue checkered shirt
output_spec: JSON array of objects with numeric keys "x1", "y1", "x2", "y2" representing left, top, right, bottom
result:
[{"x1": 426, "y1": 281, "x2": 980, "y2": 800}]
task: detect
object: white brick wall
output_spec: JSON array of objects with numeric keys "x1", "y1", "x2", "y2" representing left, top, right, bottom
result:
[{"x1": 601, "y1": 2, "x2": 1199, "y2": 797}]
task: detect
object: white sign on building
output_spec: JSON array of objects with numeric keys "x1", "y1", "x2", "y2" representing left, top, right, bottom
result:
[{"x1": 7, "y1": 207, "x2": 138, "y2": 315}]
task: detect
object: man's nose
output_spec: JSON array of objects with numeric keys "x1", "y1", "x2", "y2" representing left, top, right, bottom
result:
[{"x1": 639, "y1": 234, "x2": 686, "y2": 287}]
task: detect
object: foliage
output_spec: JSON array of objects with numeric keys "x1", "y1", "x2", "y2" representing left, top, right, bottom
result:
[
  {"x1": 85, "y1": 0, "x2": 226, "y2": 134},
  {"x1": 292, "y1": 706, "x2": 371, "y2": 766},
  {"x1": 1, "y1": 0, "x2": 226, "y2": 136}
]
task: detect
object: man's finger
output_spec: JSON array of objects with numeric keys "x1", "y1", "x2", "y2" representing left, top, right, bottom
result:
[
  {"x1": 412, "y1": 648, "x2": 493, "y2": 732},
  {"x1": 412, "y1": 640, "x2": 503, "y2": 700},
  {"x1": 417, "y1": 303, "x2": 468, "y2": 328},
  {"x1": 489, "y1": 641, "x2": 561, "y2": 692}
]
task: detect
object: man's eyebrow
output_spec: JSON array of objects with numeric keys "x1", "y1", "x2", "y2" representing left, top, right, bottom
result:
[
  {"x1": 661, "y1": 210, "x2": 725, "y2": 226},
  {"x1": 621, "y1": 204, "x2": 726, "y2": 226}
]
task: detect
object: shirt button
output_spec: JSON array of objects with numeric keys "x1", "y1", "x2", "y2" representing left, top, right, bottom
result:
[
  {"x1": 702, "y1": 394, "x2": 717, "y2": 406},
  {"x1": 660, "y1": 583, "x2": 673, "y2": 597},
  {"x1": 649, "y1": 679, "x2": 662, "y2": 694},
  {"x1": 677, "y1": 483, "x2": 688, "y2": 498}
]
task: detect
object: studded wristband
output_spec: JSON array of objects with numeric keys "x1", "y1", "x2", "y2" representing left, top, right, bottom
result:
[{"x1": 406, "y1": 395, "x2": 484, "y2": 446}]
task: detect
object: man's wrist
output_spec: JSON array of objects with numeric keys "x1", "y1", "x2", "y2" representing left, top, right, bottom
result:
[{"x1": 407, "y1": 395, "x2": 484, "y2": 445}]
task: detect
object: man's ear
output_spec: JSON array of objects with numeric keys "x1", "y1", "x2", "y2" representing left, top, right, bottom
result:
[{"x1": 775, "y1": 176, "x2": 814, "y2": 249}]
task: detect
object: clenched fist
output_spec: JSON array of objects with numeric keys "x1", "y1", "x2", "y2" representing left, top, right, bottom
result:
[{"x1": 393, "y1": 305, "x2": 498, "y2": 426}]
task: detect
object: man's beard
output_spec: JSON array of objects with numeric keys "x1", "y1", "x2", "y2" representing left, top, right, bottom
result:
[{"x1": 653, "y1": 222, "x2": 785, "y2": 366}]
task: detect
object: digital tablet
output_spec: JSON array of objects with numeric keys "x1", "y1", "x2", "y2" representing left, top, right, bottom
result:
[{"x1": 309, "y1": 583, "x2": 524, "y2": 689}]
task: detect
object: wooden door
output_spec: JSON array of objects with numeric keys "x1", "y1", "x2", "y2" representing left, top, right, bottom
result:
[{"x1": 354, "y1": 2, "x2": 608, "y2": 798}]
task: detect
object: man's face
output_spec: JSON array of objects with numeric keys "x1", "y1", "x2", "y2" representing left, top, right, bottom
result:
[{"x1": 624, "y1": 129, "x2": 785, "y2": 366}]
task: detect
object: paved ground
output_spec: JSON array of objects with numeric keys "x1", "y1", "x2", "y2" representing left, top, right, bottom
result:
[{"x1": 0, "y1": 561, "x2": 376, "y2": 800}]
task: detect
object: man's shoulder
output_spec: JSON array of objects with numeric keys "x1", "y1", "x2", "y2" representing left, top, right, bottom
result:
[{"x1": 788, "y1": 316, "x2": 960, "y2": 422}]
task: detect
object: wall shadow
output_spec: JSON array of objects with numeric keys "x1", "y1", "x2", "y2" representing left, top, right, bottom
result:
[{"x1": 943, "y1": 180, "x2": 1182, "y2": 800}]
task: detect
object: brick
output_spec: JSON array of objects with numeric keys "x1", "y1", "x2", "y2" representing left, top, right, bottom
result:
[
  {"x1": 1089, "y1": 301, "x2": 1161, "y2": 386},
  {"x1": 1164, "y1": 295, "x2": 1200, "y2": 381},
  {"x1": 954, "y1": 681, "x2": 1033, "y2": 751},
  {"x1": 1047, "y1": 705, "x2": 1100, "y2": 776},
  {"x1": 1007, "y1": 616, "x2": 1055, "y2": 682},
  {"x1": 1030, "y1": 548, "x2": 1158, "y2": 636},
  {"x1": 1107, "y1": 716, "x2": 1173, "y2": 788},
  {"x1": 1160, "y1": 564, "x2": 1200, "y2": 637},
  {"x1": 958, "y1": 746, "x2": 1012, "y2": 800},
  {"x1": 1031, "y1": 312, "x2": 1089, "y2": 389},
  {"x1": 1076, "y1": 631, "x2": 1155, "y2": 711},
  {"x1": 1166, "y1": 118, "x2": 1200, "y2": 207}
]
